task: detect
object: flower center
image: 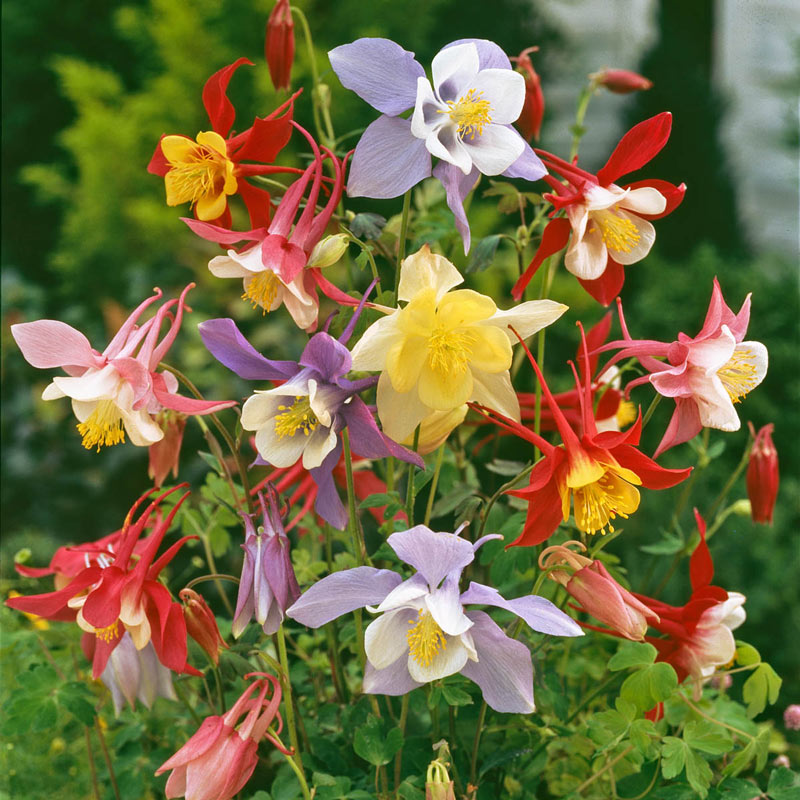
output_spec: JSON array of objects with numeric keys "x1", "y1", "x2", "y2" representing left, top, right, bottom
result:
[
  {"x1": 443, "y1": 88, "x2": 492, "y2": 138},
  {"x1": 407, "y1": 609, "x2": 447, "y2": 668},
  {"x1": 427, "y1": 326, "x2": 474, "y2": 376},
  {"x1": 615, "y1": 400, "x2": 637, "y2": 428},
  {"x1": 95, "y1": 620, "x2": 120, "y2": 643},
  {"x1": 274, "y1": 396, "x2": 318, "y2": 438},
  {"x1": 164, "y1": 141, "x2": 230, "y2": 207},
  {"x1": 718, "y1": 349, "x2": 759, "y2": 404},
  {"x1": 77, "y1": 400, "x2": 126, "y2": 452},
  {"x1": 590, "y1": 209, "x2": 641, "y2": 253},
  {"x1": 242, "y1": 271, "x2": 280, "y2": 313},
  {"x1": 572, "y1": 470, "x2": 640, "y2": 536}
]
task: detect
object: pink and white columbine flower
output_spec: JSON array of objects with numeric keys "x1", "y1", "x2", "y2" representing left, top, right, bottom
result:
[
  {"x1": 11, "y1": 284, "x2": 234, "y2": 452},
  {"x1": 602, "y1": 278, "x2": 768, "y2": 457}
]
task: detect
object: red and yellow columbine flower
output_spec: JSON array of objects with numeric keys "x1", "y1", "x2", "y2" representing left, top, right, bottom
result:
[
  {"x1": 7, "y1": 487, "x2": 198, "y2": 678},
  {"x1": 148, "y1": 58, "x2": 295, "y2": 227},
  {"x1": 475, "y1": 328, "x2": 691, "y2": 546}
]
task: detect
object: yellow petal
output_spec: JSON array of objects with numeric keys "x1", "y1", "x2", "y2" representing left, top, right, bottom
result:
[
  {"x1": 397, "y1": 245, "x2": 463, "y2": 302},
  {"x1": 417, "y1": 360, "x2": 473, "y2": 410},
  {"x1": 160, "y1": 135, "x2": 198, "y2": 164},
  {"x1": 436, "y1": 290, "x2": 497, "y2": 328},
  {"x1": 464, "y1": 324, "x2": 512, "y2": 373},
  {"x1": 196, "y1": 190, "x2": 228, "y2": 221},
  {"x1": 195, "y1": 130, "x2": 229, "y2": 157},
  {"x1": 386, "y1": 334, "x2": 428, "y2": 393}
]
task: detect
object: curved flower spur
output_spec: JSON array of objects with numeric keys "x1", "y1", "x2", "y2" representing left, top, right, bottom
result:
[
  {"x1": 287, "y1": 525, "x2": 582, "y2": 714},
  {"x1": 329, "y1": 37, "x2": 546, "y2": 252}
]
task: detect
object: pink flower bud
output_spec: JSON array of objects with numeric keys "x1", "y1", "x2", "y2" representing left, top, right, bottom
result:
[
  {"x1": 590, "y1": 68, "x2": 653, "y2": 94},
  {"x1": 180, "y1": 588, "x2": 228, "y2": 666},
  {"x1": 513, "y1": 47, "x2": 544, "y2": 142},
  {"x1": 266, "y1": 0, "x2": 294, "y2": 91},
  {"x1": 148, "y1": 410, "x2": 187, "y2": 488},
  {"x1": 784, "y1": 704, "x2": 800, "y2": 731},
  {"x1": 746, "y1": 422, "x2": 779, "y2": 524}
]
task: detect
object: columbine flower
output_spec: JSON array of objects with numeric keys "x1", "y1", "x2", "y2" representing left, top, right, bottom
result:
[
  {"x1": 475, "y1": 327, "x2": 690, "y2": 546},
  {"x1": 180, "y1": 589, "x2": 228, "y2": 666},
  {"x1": 83, "y1": 632, "x2": 176, "y2": 716},
  {"x1": 746, "y1": 422, "x2": 779, "y2": 525},
  {"x1": 350, "y1": 245, "x2": 567, "y2": 444},
  {"x1": 589, "y1": 68, "x2": 653, "y2": 94},
  {"x1": 539, "y1": 541, "x2": 659, "y2": 641},
  {"x1": 199, "y1": 291, "x2": 423, "y2": 530},
  {"x1": 513, "y1": 113, "x2": 685, "y2": 305},
  {"x1": 184, "y1": 125, "x2": 346, "y2": 332},
  {"x1": 155, "y1": 672, "x2": 291, "y2": 800},
  {"x1": 232, "y1": 485, "x2": 300, "y2": 637},
  {"x1": 7, "y1": 487, "x2": 198, "y2": 677},
  {"x1": 512, "y1": 46, "x2": 544, "y2": 142},
  {"x1": 148, "y1": 410, "x2": 188, "y2": 488},
  {"x1": 265, "y1": 0, "x2": 295, "y2": 91},
  {"x1": 11, "y1": 284, "x2": 235, "y2": 453},
  {"x1": 603, "y1": 278, "x2": 769, "y2": 457},
  {"x1": 287, "y1": 525, "x2": 582, "y2": 713},
  {"x1": 329, "y1": 38, "x2": 545, "y2": 252},
  {"x1": 148, "y1": 58, "x2": 295, "y2": 226},
  {"x1": 635, "y1": 511, "x2": 746, "y2": 693}
]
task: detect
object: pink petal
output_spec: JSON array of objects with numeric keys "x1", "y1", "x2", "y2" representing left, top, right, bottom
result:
[{"x1": 11, "y1": 321, "x2": 102, "y2": 370}]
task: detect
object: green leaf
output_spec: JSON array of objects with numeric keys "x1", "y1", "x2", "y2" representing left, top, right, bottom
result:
[
  {"x1": 742, "y1": 662, "x2": 782, "y2": 717},
  {"x1": 358, "y1": 492, "x2": 400, "y2": 510},
  {"x1": 608, "y1": 641, "x2": 657, "y2": 671},
  {"x1": 485, "y1": 459, "x2": 527, "y2": 476},
  {"x1": 353, "y1": 715, "x2": 403, "y2": 766},
  {"x1": 629, "y1": 719, "x2": 658, "y2": 757},
  {"x1": 620, "y1": 662, "x2": 678, "y2": 711},
  {"x1": 350, "y1": 212, "x2": 386, "y2": 240},
  {"x1": 478, "y1": 747, "x2": 533, "y2": 779},
  {"x1": 58, "y1": 682, "x2": 96, "y2": 726},
  {"x1": 734, "y1": 641, "x2": 760, "y2": 667},
  {"x1": 430, "y1": 483, "x2": 475, "y2": 518},
  {"x1": 465, "y1": 234, "x2": 503, "y2": 273},
  {"x1": 685, "y1": 748, "x2": 713, "y2": 798},
  {"x1": 661, "y1": 737, "x2": 687, "y2": 780},
  {"x1": 722, "y1": 729, "x2": 770, "y2": 777},
  {"x1": 440, "y1": 684, "x2": 473, "y2": 706},
  {"x1": 207, "y1": 523, "x2": 231, "y2": 558},
  {"x1": 396, "y1": 778, "x2": 426, "y2": 800},
  {"x1": 683, "y1": 720, "x2": 733, "y2": 755},
  {"x1": 767, "y1": 767, "x2": 800, "y2": 800},
  {"x1": 640, "y1": 532, "x2": 685, "y2": 555}
]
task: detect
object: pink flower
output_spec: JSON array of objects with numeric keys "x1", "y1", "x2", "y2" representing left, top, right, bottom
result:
[
  {"x1": 784, "y1": 705, "x2": 800, "y2": 731},
  {"x1": 156, "y1": 672, "x2": 291, "y2": 800},
  {"x1": 11, "y1": 284, "x2": 235, "y2": 452},
  {"x1": 589, "y1": 68, "x2": 653, "y2": 94}
]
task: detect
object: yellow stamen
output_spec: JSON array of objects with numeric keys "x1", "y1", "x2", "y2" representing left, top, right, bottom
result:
[
  {"x1": 615, "y1": 400, "x2": 637, "y2": 428},
  {"x1": 95, "y1": 620, "x2": 120, "y2": 643},
  {"x1": 572, "y1": 470, "x2": 640, "y2": 536},
  {"x1": 427, "y1": 327, "x2": 474, "y2": 376},
  {"x1": 77, "y1": 400, "x2": 126, "y2": 452},
  {"x1": 407, "y1": 609, "x2": 447, "y2": 668},
  {"x1": 441, "y1": 88, "x2": 492, "y2": 138},
  {"x1": 242, "y1": 271, "x2": 280, "y2": 313},
  {"x1": 590, "y1": 209, "x2": 641, "y2": 253},
  {"x1": 164, "y1": 143, "x2": 230, "y2": 208},
  {"x1": 718, "y1": 350, "x2": 759, "y2": 404},
  {"x1": 274, "y1": 396, "x2": 318, "y2": 438}
]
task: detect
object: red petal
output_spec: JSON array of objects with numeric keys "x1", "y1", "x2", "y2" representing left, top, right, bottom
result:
[
  {"x1": 231, "y1": 115, "x2": 293, "y2": 164},
  {"x1": 612, "y1": 444, "x2": 692, "y2": 489},
  {"x1": 512, "y1": 217, "x2": 571, "y2": 300},
  {"x1": 689, "y1": 509, "x2": 714, "y2": 590},
  {"x1": 202, "y1": 57, "x2": 253, "y2": 138},
  {"x1": 509, "y1": 474, "x2": 565, "y2": 547},
  {"x1": 182, "y1": 217, "x2": 266, "y2": 245},
  {"x1": 578, "y1": 257, "x2": 625, "y2": 306},
  {"x1": 81, "y1": 568, "x2": 125, "y2": 629},
  {"x1": 146, "y1": 136, "x2": 171, "y2": 177},
  {"x1": 597, "y1": 112, "x2": 673, "y2": 186},
  {"x1": 236, "y1": 180, "x2": 271, "y2": 230},
  {"x1": 91, "y1": 626, "x2": 124, "y2": 678},
  {"x1": 6, "y1": 567, "x2": 102, "y2": 619},
  {"x1": 580, "y1": 312, "x2": 613, "y2": 376},
  {"x1": 624, "y1": 179, "x2": 686, "y2": 219}
]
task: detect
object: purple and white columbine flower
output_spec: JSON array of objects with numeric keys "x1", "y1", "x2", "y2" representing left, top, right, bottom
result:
[
  {"x1": 329, "y1": 38, "x2": 546, "y2": 252},
  {"x1": 198, "y1": 298, "x2": 423, "y2": 530},
  {"x1": 232, "y1": 485, "x2": 300, "y2": 637},
  {"x1": 287, "y1": 525, "x2": 582, "y2": 713}
]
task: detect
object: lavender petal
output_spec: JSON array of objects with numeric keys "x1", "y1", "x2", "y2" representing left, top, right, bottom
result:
[
  {"x1": 502, "y1": 137, "x2": 547, "y2": 181},
  {"x1": 363, "y1": 654, "x2": 423, "y2": 696},
  {"x1": 433, "y1": 161, "x2": 480, "y2": 254},
  {"x1": 340, "y1": 397, "x2": 424, "y2": 467},
  {"x1": 387, "y1": 526, "x2": 475, "y2": 589}
]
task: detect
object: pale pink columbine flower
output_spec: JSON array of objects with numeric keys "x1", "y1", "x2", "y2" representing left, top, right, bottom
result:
[
  {"x1": 784, "y1": 705, "x2": 800, "y2": 731},
  {"x1": 603, "y1": 278, "x2": 768, "y2": 457},
  {"x1": 156, "y1": 672, "x2": 291, "y2": 800},
  {"x1": 11, "y1": 284, "x2": 234, "y2": 453}
]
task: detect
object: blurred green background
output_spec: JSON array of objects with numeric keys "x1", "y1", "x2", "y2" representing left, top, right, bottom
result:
[{"x1": 2, "y1": 0, "x2": 798, "y2": 753}]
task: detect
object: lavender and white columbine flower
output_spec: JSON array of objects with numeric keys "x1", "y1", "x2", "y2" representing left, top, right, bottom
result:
[
  {"x1": 287, "y1": 525, "x2": 582, "y2": 713},
  {"x1": 329, "y1": 38, "x2": 546, "y2": 252},
  {"x1": 198, "y1": 295, "x2": 423, "y2": 530},
  {"x1": 232, "y1": 485, "x2": 300, "y2": 637}
]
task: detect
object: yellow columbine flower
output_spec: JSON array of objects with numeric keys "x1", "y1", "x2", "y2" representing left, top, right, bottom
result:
[{"x1": 350, "y1": 245, "x2": 568, "y2": 443}]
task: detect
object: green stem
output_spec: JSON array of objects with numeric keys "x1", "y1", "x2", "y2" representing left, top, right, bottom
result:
[
  {"x1": 393, "y1": 693, "x2": 410, "y2": 792},
  {"x1": 342, "y1": 227, "x2": 382, "y2": 291},
  {"x1": 469, "y1": 700, "x2": 488, "y2": 787},
  {"x1": 707, "y1": 433, "x2": 753, "y2": 518},
  {"x1": 84, "y1": 727, "x2": 101, "y2": 800},
  {"x1": 183, "y1": 510, "x2": 235, "y2": 616},
  {"x1": 405, "y1": 427, "x2": 421, "y2": 525},
  {"x1": 185, "y1": 573, "x2": 239, "y2": 590},
  {"x1": 394, "y1": 189, "x2": 413, "y2": 296},
  {"x1": 570, "y1": 744, "x2": 635, "y2": 798},
  {"x1": 569, "y1": 82, "x2": 597, "y2": 162},
  {"x1": 641, "y1": 392, "x2": 662, "y2": 430},
  {"x1": 291, "y1": 5, "x2": 329, "y2": 147},
  {"x1": 477, "y1": 463, "x2": 534, "y2": 539},
  {"x1": 423, "y1": 443, "x2": 446, "y2": 526},
  {"x1": 680, "y1": 694, "x2": 754, "y2": 740},
  {"x1": 279, "y1": 739, "x2": 313, "y2": 800},
  {"x1": 94, "y1": 717, "x2": 120, "y2": 800},
  {"x1": 276, "y1": 627, "x2": 306, "y2": 777},
  {"x1": 342, "y1": 429, "x2": 368, "y2": 565},
  {"x1": 174, "y1": 678, "x2": 203, "y2": 725}
]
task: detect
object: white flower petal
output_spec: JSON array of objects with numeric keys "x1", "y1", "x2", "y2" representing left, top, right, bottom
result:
[
  {"x1": 431, "y1": 42, "x2": 479, "y2": 101},
  {"x1": 350, "y1": 313, "x2": 400, "y2": 371},
  {"x1": 620, "y1": 186, "x2": 667, "y2": 216},
  {"x1": 301, "y1": 424, "x2": 338, "y2": 470},
  {"x1": 609, "y1": 212, "x2": 655, "y2": 265},
  {"x1": 241, "y1": 391, "x2": 291, "y2": 431},
  {"x1": 425, "y1": 579, "x2": 473, "y2": 636},
  {"x1": 121, "y1": 408, "x2": 163, "y2": 446},
  {"x1": 410, "y1": 77, "x2": 446, "y2": 140},
  {"x1": 426, "y1": 125, "x2": 473, "y2": 174},
  {"x1": 460, "y1": 124, "x2": 524, "y2": 176},
  {"x1": 564, "y1": 228, "x2": 608, "y2": 280},
  {"x1": 584, "y1": 184, "x2": 629, "y2": 211},
  {"x1": 372, "y1": 575, "x2": 430, "y2": 613},
  {"x1": 407, "y1": 633, "x2": 468, "y2": 683},
  {"x1": 469, "y1": 69, "x2": 525, "y2": 124},
  {"x1": 482, "y1": 299, "x2": 569, "y2": 343},
  {"x1": 53, "y1": 364, "x2": 121, "y2": 402},
  {"x1": 365, "y1": 609, "x2": 413, "y2": 670},
  {"x1": 208, "y1": 253, "x2": 251, "y2": 279}
]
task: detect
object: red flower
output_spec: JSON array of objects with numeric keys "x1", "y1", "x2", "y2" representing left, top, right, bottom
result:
[
  {"x1": 148, "y1": 59, "x2": 296, "y2": 228},
  {"x1": 180, "y1": 588, "x2": 229, "y2": 666},
  {"x1": 590, "y1": 68, "x2": 653, "y2": 94},
  {"x1": 7, "y1": 486, "x2": 198, "y2": 677},
  {"x1": 746, "y1": 422, "x2": 779, "y2": 524},
  {"x1": 474, "y1": 327, "x2": 690, "y2": 546},
  {"x1": 513, "y1": 113, "x2": 686, "y2": 305},
  {"x1": 512, "y1": 46, "x2": 544, "y2": 142},
  {"x1": 266, "y1": 0, "x2": 295, "y2": 91}
]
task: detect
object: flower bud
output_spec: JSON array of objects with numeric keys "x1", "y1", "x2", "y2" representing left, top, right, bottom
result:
[
  {"x1": 426, "y1": 752, "x2": 455, "y2": 800},
  {"x1": 180, "y1": 588, "x2": 228, "y2": 666},
  {"x1": 514, "y1": 47, "x2": 544, "y2": 141},
  {"x1": 784, "y1": 704, "x2": 800, "y2": 731},
  {"x1": 746, "y1": 423, "x2": 779, "y2": 524},
  {"x1": 307, "y1": 233, "x2": 349, "y2": 268},
  {"x1": 265, "y1": 0, "x2": 294, "y2": 91},
  {"x1": 148, "y1": 410, "x2": 187, "y2": 488},
  {"x1": 589, "y1": 68, "x2": 653, "y2": 94}
]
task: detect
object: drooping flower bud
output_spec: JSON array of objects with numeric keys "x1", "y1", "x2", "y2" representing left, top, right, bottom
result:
[
  {"x1": 513, "y1": 46, "x2": 544, "y2": 142},
  {"x1": 306, "y1": 233, "x2": 349, "y2": 268},
  {"x1": 540, "y1": 542, "x2": 659, "y2": 641},
  {"x1": 148, "y1": 410, "x2": 187, "y2": 488},
  {"x1": 180, "y1": 588, "x2": 228, "y2": 666},
  {"x1": 266, "y1": 0, "x2": 295, "y2": 91},
  {"x1": 589, "y1": 68, "x2": 653, "y2": 94},
  {"x1": 425, "y1": 743, "x2": 456, "y2": 800},
  {"x1": 746, "y1": 422, "x2": 779, "y2": 524}
]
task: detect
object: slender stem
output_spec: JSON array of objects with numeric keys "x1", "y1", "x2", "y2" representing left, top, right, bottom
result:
[
  {"x1": 477, "y1": 463, "x2": 534, "y2": 539},
  {"x1": 84, "y1": 727, "x2": 101, "y2": 800},
  {"x1": 386, "y1": 456, "x2": 395, "y2": 494},
  {"x1": 569, "y1": 83, "x2": 597, "y2": 162},
  {"x1": 570, "y1": 744, "x2": 635, "y2": 797},
  {"x1": 342, "y1": 429, "x2": 368, "y2": 565},
  {"x1": 565, "y1": 673, "x2": 623, "y2": 724},
  {"x1": 405, "y1": 427, "x2": 421, "y2": 525},
  {"x1": 212, "y1": 665, "x2": 226, "y2": 713},
  {"x1": 641, "y1": 392, "x2": 662, "y2": 430},
  {"x1": 276, "y1": 627, "x2": 306, "y2": 776},
  {"x1": 174, "y1": 678, "x2": 203, "y2": 725},
  {"x1": 707, "y1": 433, "x2": 753, "y2": 518},
  {"x1": 183, "y1": 510, "x2": 235, "y2": 616},
  {"x1": 469, "y1": 700, "x2": 488, "y2": 787},
  {"x1": 94, "y1": 717, "x2": 121, "y2": 800},
  {"x1": 343, "y1": 227, "x2": 382, "y2": 292},
  {"x1": 680, "y1": 694, "x2": 754, "y2": 740},
  {"x1": 279, "y1": 738, "x2": 313, "y2": 800},
  {"x1": 291, "y1": 5, "x2": 328, "y2": 147},
  {"x1": 185, "y1": 573, "x2": 239, "y2": 590},
  {"x1": 423, "y1": 443, "x2": 446, "y2": 526},
  {"x1": 393, "y1": 693, "x2": 410, "y2": 791},
  {"x1": 394, "y1": 190, "x2": 413, "y2": 296},
  {"x1": 325, "y1": 622, "x2": 347, "y2": 702}
]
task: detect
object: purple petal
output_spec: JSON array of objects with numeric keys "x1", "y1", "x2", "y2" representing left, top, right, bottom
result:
[
  {"x1": 473, "y1": 534, "x2": 503, "y2": 553},
  {"x1": 433, "y1": 162, "x2": 479, "y2": 254},
  {"x1": 445, "y1": 39, "x2": 512, "y2": 71},
  {"x1": 341, "y1": 397, "x2": 424, "y2": 466},
  {"x1": 363, "y1": 654, "x2": 423, "y2": 696},
  {"x1": 286, "y1": 566, "x2": 403, "y2": 627},
  {"x1": 308, "y1": 440, "x2": 347, "y2": 529},
  {"x1": 460, "y1": 610, "x2": 535, "y2": 713},
  {"x1": 387, "y1": 526, "x2": 475, "y2": 589},
  {"x1": 459, "y1": 581, "x2": 584, "y2": 637},
  {"x1": 299, "y1": 332, "x2": 351, "y2": 382},
  {"x1": 502, "y1": 136, "x2": 547, "y2": 181},
  {"x1": 262, "y1": 531, "x2": 300, "y2": 623},
  {"x1": 198, "y1": 319, "x2": 298, "y2": 381},
  {"x1": 329, "y1": 38, "x2": 424, "y2": 116},
  {"x1": 232, "y1": 539, "x2": 256, "y2": 638},
  {"x1": 348, "y1": 116, "x2": 431, "y2": 199}
]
